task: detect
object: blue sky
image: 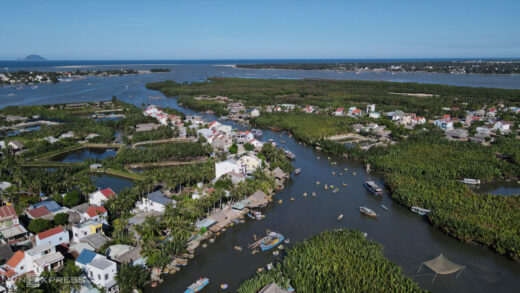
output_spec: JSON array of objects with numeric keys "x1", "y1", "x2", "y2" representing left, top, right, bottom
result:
[{"x1": 0, "y1": 0, "x2": 519, "y2": 59}]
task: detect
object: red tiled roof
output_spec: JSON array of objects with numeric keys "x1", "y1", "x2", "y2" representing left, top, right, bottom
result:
[
  {"x1": 4, "y1": 269, "x2": 16, "y2": 278},
  {"x1": 443, "y1": 114, "x2": 451, "y2": 119},
  {"x1": 99, "y1": 188, "x2": 116, "y2": 199},
  {"x1": 6, "y1": 251, "x2": 24, "y2": 268},
  {"x1": 0, "y1": 205, "x2": 17, "y2": 220},
  {"x1": 352, "y1": 109, "x2": 361, "y2": 114},
  {"x1": 36, "y1": 226, "x2": 64, "y2": 240},
  {"x1": 26, "y1": 206, "x2": 50, "y2": 219},
  {"x1": 86, "y1": 206, "x2": 107, "y2": 218}
]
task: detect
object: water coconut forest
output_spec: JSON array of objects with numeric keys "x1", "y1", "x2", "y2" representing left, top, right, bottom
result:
[{"x1": 147, "y1": 77, "x2": 520, "y2": 263}]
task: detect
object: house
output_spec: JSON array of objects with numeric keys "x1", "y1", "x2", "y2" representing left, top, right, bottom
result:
[
  {"x1": 25, "y1": 243, "x2": 65, "y2": 276},
  {"x1": 216, "y1": 124, "x2": 233, "y2": 135},
  {"x1": 238, "y1": 155, "x2": 262, "y2": 174},
  {"x1": 486, "y1": 108, "x2": 497, "y2": 118},
  {"x1": 0, "y1": 182, "x2": 11, "y2": 192},
  {"x1": 434, "y1": 116, "x2": 454, "y2": 130},
  {"x1": 35, "y1": 226, "x2": 70, "y2": 247},
  {"x1": 225, "y1": 172, "x2": 246, "y2": 184},
  {"x1": 366, "y1": 104, "x2": 376, "y2": 114},
  {"x1": 80, "y1": 233, "x2": 111, "y2": 251},
  {"x1": 136, "y1": 191, "x2": 175, "y2": 213},
  {"x1": 75, "y1": 250, "x2": 117, "y2": 291},
  {"x1": 89, "y1": 188, "x2": 116, "y2": 206},
  {"x1": 0, "y1": 205, "x2": 28, "y2": 243},
  {"x1": 59, "y1": 131, "x2": 75, "y2": 139},
  {"x1": 7, "y1": 141, "x2": 24, "y2": 151},
  {"x1": 228, "y1": 102, "x2": 246, "y2": 113},
  {"x1": 493, "y1": 121, "x2": 512, "y2": 133},
  {"x1": 44, "y1": 136, "x2": 59, "y2": 144},
  {"x1": 476, "y1": 126, "x2": 493, "y2": 135},
  {"x1": 197, "y1": 128, "x2": 214, "y2": 140},
  {"x1": 236, "y1": 131, "x2": 254, "y2": 144},
  {"x1": 72, "y1": 220, "x2": 103, "y2": 243},
  {"x1": 211, "y1": 133, "x2": 232, "y2": 150},
  {"x1": 368, "y1": 112, "x2": 381, "y2": 119},
  {"x1": 135, "y1": 123, "x2": 160, "y2": 132},
  {"x1": 303, "y1": 105, "x2": 315, "y2": 113},
  {"x1": 90, "y1": 163, "x2": 103, "y2": 171},
  {"x1": 3, "y1": 250, "x2": 26, "y2": 280},
  {"x1": 29, "y1": 200, "x2": 64, "y2": 215},
  {"x1": 82, "y1": 205, "x2": 108, "y2": 223},
  {"x1": 208, "y1": 121, "x2": 222, "y2": 130},
  {"x1": 247, "y1": 108, "x2": 260, "y2": 117},
  {"x1": 333, "y1": 108, "x2": 344, "y2": 116},
  {"x1": 445, "y1": 129, "x2": 469, "y2": 140},
  {"x1": 411, "y1": 116, "x2": 426, "y2": 125},
  {"x1": 248, "y1": 139, "x2": 264, "y2": 149},
  {"x1": 348, "y1": 107, "x2": 362, "y2": 117},
  {"x1": 215, "y1": 159, "x2": 241, "y2": 179}
]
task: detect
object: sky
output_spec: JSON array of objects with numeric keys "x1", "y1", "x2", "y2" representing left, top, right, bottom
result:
[{"x1": 0, "y1": 0, "x2": 519, "y2": 60}]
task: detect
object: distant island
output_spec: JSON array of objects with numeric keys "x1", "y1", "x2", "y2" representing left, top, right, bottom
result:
[
  {"x1": 21, "y1": 54, "x2": 46, "y2": 61},
  {"x1": 236, "y1": 60, "x2": 520, "y2": 74}
]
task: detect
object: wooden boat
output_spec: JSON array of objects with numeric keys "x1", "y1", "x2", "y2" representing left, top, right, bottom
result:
[
  {"x1": 460, "y1": 178, "x2": 481, "y2": 185},
  {"x1": 311, "y1": 192, "x2": 316, "y2": 197},
  {"x1": 364, "y1": 180, "x2": 383, "y2": 196},
  {"x1": 381, "y1": 205, "x2": 388, "y2": 211},
  {"x1": 323, "y1": 184, "x2": 328, "y2": 190},
  {"x1": 278, "y1": 199, "x2": 283, "y2": 204},
  {"x1": 295, "y1": 168, "x2": 301, "y2": 175},
  {"x1": 316, "y1": 181, "x2": 320, "y2": 185},
  {"x1": 332, "y1": 171, "x2": 336, "y2": 175},
  {"x1": 269, "y1": 126, "x2": 282, "y2": 131},
  {"x1": 251, "y1": 129, "x2": 263, "y2": 136},
  {"x1": 359, "y1": 206, "x2": 378, "y2": 218},
  {"x1": 342, "y1": 182, "x2": 347, "y2": 187},
  {"x1": 184, "y1": 278, "x2": 209, "y2": 293},
  {"x1": 337, "y1": 214, "x2": 344, "y2": 221},
  {"x1": 290, "y1": 197, "x2": 295, "y2": 201},
  {"x1": 221, "y1": 284, "x2": 228, "y2": 290},
  {"x1": 234, "y1": 246, "x2": 243, "y2": 251},
  {"x1": 302, "y1": 192, "x2": 307, "y2": 197}
]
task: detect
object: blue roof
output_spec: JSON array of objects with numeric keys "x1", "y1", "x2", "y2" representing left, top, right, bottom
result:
[
  {"x1": 31, "y1": 200, "x2": 61, "y2": 212},
  {"x1": 76, "y1": 249, "x2": 98, "y2": 265}
]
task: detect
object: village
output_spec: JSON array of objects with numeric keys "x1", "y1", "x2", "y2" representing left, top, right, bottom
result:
[{"x1": 0, "y1": 101, "x2": 293, "y2": 292}]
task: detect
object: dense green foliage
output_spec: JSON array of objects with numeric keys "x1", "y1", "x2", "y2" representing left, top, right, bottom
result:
[
  {"x1": 115, "y1": 263, "x2": 150, "y2": 293},
  {"x1": 109, "y1": 142, "x2": 212, "y2": 166},
  {"x1": 365, "y1": 133, "x2": 520, "y2": 261},
  {"x1": 28, "y1": 218, "x2": 52, "y2": 233},
  {"x1": 238, "y1": 229, "x2": 424, "y2": 293},
  {"x1": 147, "y1": 77, "x2": 520, "y2": 117},
  {"x1": 144, "y1": 162, "x2": 215, "y2": 189},
  {"x1": 53, "y1": 212, "x2": 69, "y2": 225},
  {"x1": 236, "y1": 60, "x2": 520, "y2": 74}
]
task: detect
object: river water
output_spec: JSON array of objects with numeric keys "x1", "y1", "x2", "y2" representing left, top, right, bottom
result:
[{"x1": 1, "y1": 62, "x2": 520, "y2": 292}]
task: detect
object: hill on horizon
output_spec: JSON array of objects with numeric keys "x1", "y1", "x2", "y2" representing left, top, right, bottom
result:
[{"x1": 20, "y1": 54, "x2": 46, "y2": 61}]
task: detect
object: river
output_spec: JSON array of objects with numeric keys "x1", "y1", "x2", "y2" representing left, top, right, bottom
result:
[{"x1": 1, "y1": 62, "x2": 519, "y2": 292}]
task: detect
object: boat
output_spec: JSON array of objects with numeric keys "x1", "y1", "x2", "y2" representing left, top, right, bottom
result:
[
  {"x1": 332, "y1": 171, "x2": 336, "y2": 175},
  {"x1": 221, "y1": 284, "x2": 228, "y2": 290},
  {"x1": 381, "y1": 204, "x2": 388, "y2": 211},
  {"x1": 281, "y1": 140, "x2": 286, "y2": 144},
  {"x1": 311, "y1": 192, "x2": 316, "y2": 196},
  {"x1": 337, "y1": 214, "x2": 344, "y2": 221},
  {"x1": 302, "y1": 192, "x2": 307, "y2": 197},
  {"x1": 295, "y1": 168, "x2": 301, "y2": 175},
  {"x1": 411, "y1": 206, "x2": 431, "y2": 216},
  {"x1": 323, "y1": 184, "x2": 328, "y2": 190},
  {"x1": 284, "y1": 150, "x2": 295, "y2": 159},
  {"x1": 250, "y1": 232, "x2": 285, "y2": 251},
  {"x1": 278, "y1": 199, "x2": 283, "y2": 204},
  {"x1": 359, "y1": 206, "x2": 378, "y2": 218},
  {"x1": 251, "y1": 129, "x2": 263, "y2": 136},
  {"x1": 316, "y1": 181, "x2": 320, "y2": 185},
  {"x1": 267, "y1": 263, "x2": 273, "y2": 270},
  {"x1": 290, "y1": 197, "x2": 295, "y2": 201},
  {"x1": 234, "y1": 246, "x2": 243, "y2": 251},
  {"x1": 364, "y1": 180, "x2": 383, "y2": 196},
  {"x1": 184, "y1": 278, "x2": 210, "y2": 293},
  {"x1": 460, "y1": 178, "x2": 481, "y2": 185},
  {"x1": 342, "y1": 182, "x2": 347, "y2": 187},
  {"x1": 273, "y1": 251, "x2": 279, "y2": 256},
  {"x1": 269, "y1": 126, "x2": 282, "y2": 131}
]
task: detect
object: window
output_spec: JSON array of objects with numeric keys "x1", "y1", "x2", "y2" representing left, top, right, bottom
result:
[
  {"x1": 105, "y1": 274, "x2": 109, "y2": 280},
  {"x1": 59, "y1": 237, "x2": 62, "y2": 241},
  {"x1": 74, "y1": 233, "x2": 78, "y2": 237},
  {"x1": 83, "y1": 231, "x2": 87, "y2": 236},
  {"x1": 90, "y1": 271, "x2": 93, "y2": 277},
  {"x1": 98, "y1": 274, "x2": 101, "y2": 280}
]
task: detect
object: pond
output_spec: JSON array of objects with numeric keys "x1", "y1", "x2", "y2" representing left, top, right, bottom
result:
[
  {"x1": 50, "y1": 147, "x2": 117, "y2": 162},
  {"x1": 91, "y1": 174, "x2": 135, "y2": 193}
]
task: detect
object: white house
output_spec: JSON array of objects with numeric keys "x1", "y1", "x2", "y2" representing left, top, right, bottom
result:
[
  {"x1": 333, "y1": 108, "x2": 344, "y2": 116},
  {"x1": 75, "y1": 250, "x2": 117, "y2": 290},
  {"x1": 208, "y1": 121, "x2": 222, "y2": 130},
  {"x1": 248, "y1": 139, "x2": 264, "y2": 149},
  {"x1": 368, "y1": 112, "x2": 381, "y2": 119},
  {"x1": 236, "y1": 131, "x2": 255, "y2": 144},
  {"x1": 25, "y1": 243, "x2": 64, "y2": 276},
  {"x1": 35, "y1": 226, "x2": 69, "y2": 247},
  {"x1": 89, "y1": 188, "x2": 116, "y2": 206},
  {"x1": 303, "y1": 105, "x2": 315, "y2": 113},
  {"x1": 136, "y1": 191, "x2": 176, "y2": 213},
  {"x1": 366, "y1": 104, "x2": 376, "y2": 114},
  {"x1": 238, "y1": 155, "x2": 262, "y2": 174},
  {"x1": 215, "y1": 159, "x2": 241, "y2": 179},
  {"x1": 72, "y1": 220, "x2": 103, "y2": 243},
  {"x1": 248, "y1": 108, "x2": 260, "y2": 117},
  {"x1": 216, "y1": 124, "x2": 232, "y2": 135},
  {"x1": 493, "y1": 121, "x2": 512, "y2": 133},
  {"x1": 82, "y1": 205, "x2": 108, "y2": 223}
]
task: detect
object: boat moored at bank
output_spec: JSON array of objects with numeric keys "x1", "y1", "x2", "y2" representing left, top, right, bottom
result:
[
  {"x1": 184, "y1": 278, "x2": 209, "y2": 293},
  {"x1": 364, "y1": 180, "x2": 383, "y2": 196}
]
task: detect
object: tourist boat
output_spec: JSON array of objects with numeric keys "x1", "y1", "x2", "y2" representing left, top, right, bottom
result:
[
  {"x1": 411, "y1": 206, "x2": 431, "y2": 216},
  {"x1": 252, "y1": 232, "x2": 285, "y2": 251},
  {"x1": 221, "y1": 284, "x2": 228, "y2": 290},
  {"x1": 337, "y1": 214, "x2": 344, "y2": 221},
  {"x1": 323, "y1": 184, "x2": 328, "y2": 190},
  {"x1": 269, "y1": 126, "x2": 281, "y2": 131},
  {"x1": 251, "y1": 129, "x2": 263, "y2": 136},
  {"x1": 311, "y1": 192, "x2": 316, "y2": 197},
  {"x1": 364, "y1": 180, "x2": 383, "y2": 196},
  {"x1": 460, "y1": 178, "x2": 481, "y2": 185},
  {"x1": 295, "y1": 168, "x2": 301, "y2": 175},
  {"x1": 381, "y1": 204, "x2": 388, "y2": 211},
  {"x1": 184, "y1": 278, "x2": 209, "y2": 293},
  {"x1": 359, "y1": 206, "x2": 378, "y2": 218}
]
